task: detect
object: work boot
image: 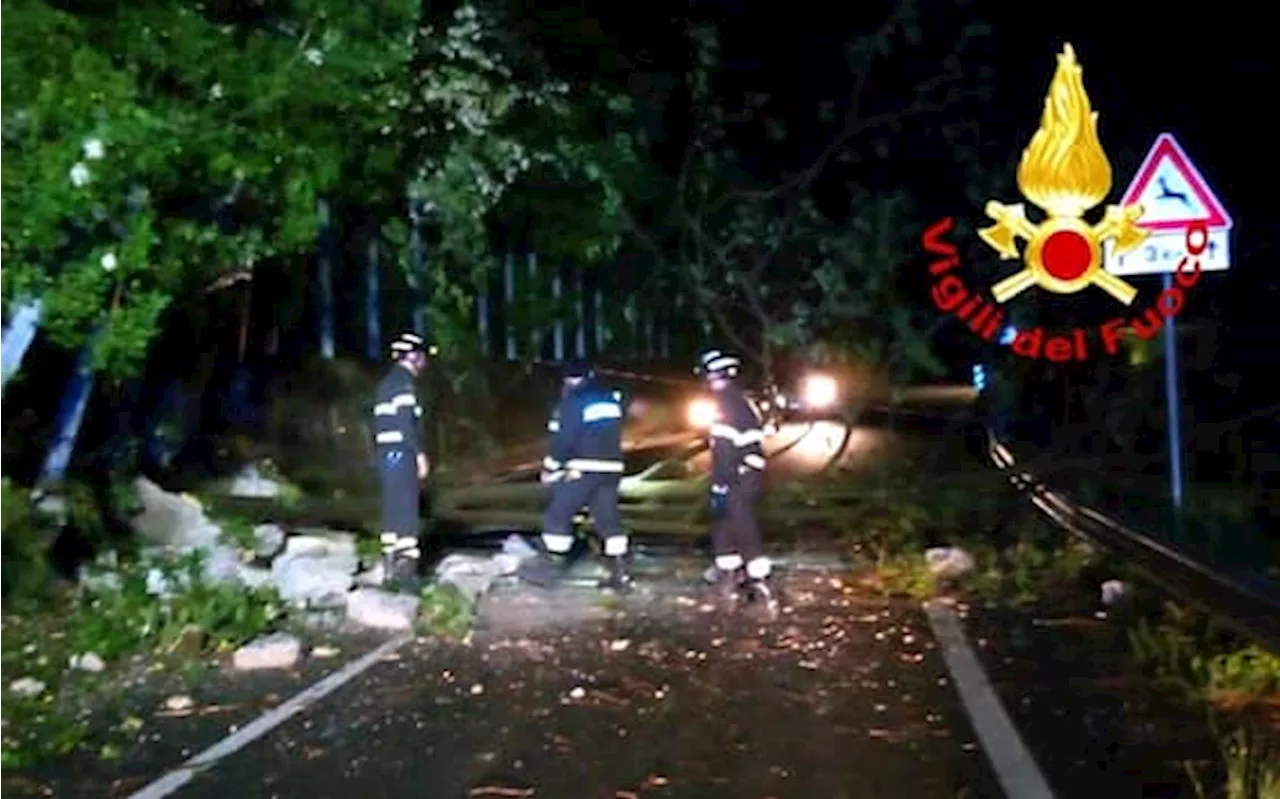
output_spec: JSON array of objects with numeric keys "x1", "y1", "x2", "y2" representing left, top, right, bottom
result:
[
  {"x1": 603, "y1": 555, "x2": 631, "y2": 593},
  {"x1": 383, "y1": 554, "x2": 423, "y2": 594},
  {"x1": 744, "y1": 578, "x2": 781, "y2": 618},
  {"x1": 703, "y1": 567, "x2": 744, "y2": 607},
  {"x1": 518, "y1": 552, "x2": 569, "y2": 588}
]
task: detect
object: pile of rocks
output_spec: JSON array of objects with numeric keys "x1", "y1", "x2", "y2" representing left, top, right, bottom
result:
[{"x1": 110, "y1": 478, "x2": 541, "y2": 668}]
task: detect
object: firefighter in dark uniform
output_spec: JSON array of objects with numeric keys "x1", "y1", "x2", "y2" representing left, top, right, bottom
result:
[
  {"x1": 697, "y1": 349, "x2": 777, "y2": 611},
  {"x1": 519, "y1": 359, "x2": 630, "y2": 591},
  {"x1": 371, "y1": 332, "x2": 431, "y2": 586}
]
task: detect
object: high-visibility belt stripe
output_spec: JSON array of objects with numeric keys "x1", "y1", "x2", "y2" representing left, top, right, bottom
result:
[
  {"x1": 566, "y1": 458, "x2": 624, "y2": 473},
  {"x1": 376, "y1": 431, "x2": 405, "y2": 444},
  {"x1": 710, "y1": 423, "x2": 739, "y2": 440},
  {"x1": 542, "y1": 533, "x2": 574, "y2": 553},
  {"x1": 705, "y1": 355, "x2": 739, "y2": 372},
  {"x1": 382, "y1": 536, "x2": 419, "y2": 554},
  {"x1": 543, "y1": 456, "x2": 563, "y2": 471},
  {"x1": 582, "y1": 401, "x2": 623, "y2": 423},
  {"x1": 375, "y1": 394, "x2": 418, "y2": 416},
  {"x1": 710, "y1": 423, "x2": 765, "y2": 447}
]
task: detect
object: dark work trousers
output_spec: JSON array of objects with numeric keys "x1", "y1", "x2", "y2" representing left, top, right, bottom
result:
[
  {"x1": 378, "y1": 448, "x2": 420, "y2": 538},
  {"x1": 540, "y1": 472, "x2": 623, "y2": 555},
  {"x1": 711, "y1": 467, "x2": 764, "y2": 562}
]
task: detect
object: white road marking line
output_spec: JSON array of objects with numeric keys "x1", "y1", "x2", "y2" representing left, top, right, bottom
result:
[
  {"x1": 924, "y1": 601, "x2": 1057, "y2": 799},
  {"x1": 126, "y1": 631, "x2": 414, "y2": 799}
]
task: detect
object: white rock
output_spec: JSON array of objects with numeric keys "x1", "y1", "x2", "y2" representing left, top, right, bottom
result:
[
  {"x1": 271, "y1": 550, "x2": 356, "y2": 608},
  {"x1": 435, "y1": 553, "x2": 502, "y2": 603},
  {"x1": 34, "y1": 493, "x2": 69, "y2": 526},
  {"x1": 253, "y1": 524, "x2": 286, "y2": 559},
  {"x1": 925, "y1": 547, "x2": 975, "y2": 580},
  {"x1": 501, "y1": 534, "x2": 538, "y2": 559},
  {"x1": 491, "y1": 552, "x2": 523, "y2": 576},
  {"x1": 164, "y1": 694, "x2": 195, "y2": 712},
  {"x1": 284, "y1": 531, "x2": 358, "y2": 560},
  {"x1": 69, "y1": 652, "x2": 106, "y2": 672},
  {"x1": 237, "y1": 564, "x2": 273, "y2": 590},
  {"x1": 354, "y1": 562, "x2": 386, "y2": 587},
  {"x1": 232, "y1": 633, "x2": 301, "y2": 671},
  {"x1": 226, "y1": 464, "x2": 280, "y2": 499},
  {"x1": 346, "y1": 588, "x2": 420, "y2": 631},
  {"x1": 131, "y1": 477, "x2": 223, "y2": 550},
  {"x1": 80, "y1": 567, "x2": 123, "y2": 593},
  {"x1": 199, "y1": 544, "x2": 243, "y2": 585},
  {"x1": 1101, "y1": 579, "x2": 1130, "y2": 606},
  {"x1": 9, "y1": 677, "x2": 46, "y2": 697},
  {"x1": 146, "y1": 567, "x2": 173, "y2": 597}
]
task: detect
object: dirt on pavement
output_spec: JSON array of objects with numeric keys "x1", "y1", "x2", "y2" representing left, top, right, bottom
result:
[{"x1": 168, "y1": 554, "x2": 1001, "y2": 799}]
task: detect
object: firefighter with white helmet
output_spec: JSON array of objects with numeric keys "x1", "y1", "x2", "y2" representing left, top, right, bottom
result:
[
  {"x1": 371, "y1": 332, "x2": 432, "y2": 588},
  {"x1": 519, "y1": 359, "x2": 631, "y2": 591},
  {"x1": 696, "y1": 348, "x2": 776, "y2": 612}
]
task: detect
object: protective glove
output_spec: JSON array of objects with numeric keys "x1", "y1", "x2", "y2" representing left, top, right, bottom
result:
[{"x1": 708, "y1": 484, "x2": 729, "y2": 520}]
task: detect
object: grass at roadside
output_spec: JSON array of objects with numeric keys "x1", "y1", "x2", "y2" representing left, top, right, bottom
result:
[
  {"x1": 810, "y1": 462, "x2": 1279, "y2": 798},
  {"x1": 1, "y1": 550, "x2": 283, "y2": 768}
]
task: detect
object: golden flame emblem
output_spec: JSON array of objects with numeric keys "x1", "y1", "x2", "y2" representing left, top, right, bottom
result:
[{"x1": 979, "y1": 44, "x2": 1149, "y2": 305}]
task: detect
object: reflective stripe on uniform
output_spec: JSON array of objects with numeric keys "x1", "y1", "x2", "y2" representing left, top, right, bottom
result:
[
  {"x1": 603, "y1": 535, "x2": 629, "y2": 556},
  {"x1": 705, "y1": 355, "x2": 739, "y2": 372},
  {"x1": 745, "y1": 556, "x2": 772, "y2": 579},
  {"x1": 382, "y1": 535, "x2": 419, "y2": 555},
  {"x1": 543, "y1": 456, "x2": 563, "y2": 471},
  {"x1": 710, "y1": 423, "x2": 765, "y2": 447},
  {"x1": 374, "y1": 392, "x2": 418, "y2": 416},
  {"x1": 582, "y1": 401, "x2": 623, "y2": 423},
  {"x1": 376, "y1": 431, "x2": 405, "y2": 444},
  {"x1": 566, "y1": 458, "x2": 623, "y2": 473},
  {"x1": 715, "y1": 553, "x2": 744, "y2": 571},
  {"x1": 547, "y1": 419, "x2": 560, "y2": 432},
  {"x1": 743, "y1": 453, "x2": 766, "y2": 470},
  {"x1": 541, "y1": 532, "x2": 574, "y2": 553}
]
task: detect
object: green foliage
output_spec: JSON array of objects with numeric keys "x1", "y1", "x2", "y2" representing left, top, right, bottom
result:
[
  {"x1": 610, "y1": 6, "x2": 992, "y2": 377},
  {"x1": 1, "y1": 549, "x2": 282, "y2": 767},
  {"x1": 1, "y1": 478, "x2": 54, "y2": 602},
  {"x1": 216, "y1": 515, "x2": 257, "y2": 551},
  {"x1": 417, "y1": 582, "x2": 474, "y2": 640}
]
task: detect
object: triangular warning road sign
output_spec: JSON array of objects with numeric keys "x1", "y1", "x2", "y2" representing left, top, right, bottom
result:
[{"x1": 1119, "y1": 133, "x2": 1232, "y2": 232}]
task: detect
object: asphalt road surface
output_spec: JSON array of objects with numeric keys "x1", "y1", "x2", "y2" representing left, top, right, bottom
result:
[{"x1": 150, "y1": 552, "x2": 1005, "y2": 799}]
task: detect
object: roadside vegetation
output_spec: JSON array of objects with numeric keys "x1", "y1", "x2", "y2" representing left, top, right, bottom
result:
[
  {"x1": 1, "y1": 479, "x2": 283, "y2": 767},
  {"x1": 816, "y1": 461, "x2": 1279, "y2": 798}
]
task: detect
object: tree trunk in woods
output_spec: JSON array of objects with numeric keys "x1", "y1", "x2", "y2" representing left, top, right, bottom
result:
[
  {"x1": 317, "y1": 198, "x2": 336, "y2": 360},
  {"x1": 1, "y1": 298, "x2": 43, "y2": 393},
  {"x1": 237, "y1": 282, "x2": 253, "y2": 364},
  {"x1": 38, "y1": 335, "x2": 99, "y2": 487},
  {"x1": 366, "y1": 229, "x2": 382, "y2": 361}
]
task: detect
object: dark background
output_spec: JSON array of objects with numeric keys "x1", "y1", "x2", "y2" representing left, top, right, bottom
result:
[{"x1": 540, "y1": 0, "x2": 1277, "y2": 403}]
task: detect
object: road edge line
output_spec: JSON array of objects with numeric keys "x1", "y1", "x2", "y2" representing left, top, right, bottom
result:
[
  {"x1": 923, "y1": 601, "x2": 1056, "y2": 799},
  {"x1": 126, "y1": 631, "x2": 414, "y2": 799}
]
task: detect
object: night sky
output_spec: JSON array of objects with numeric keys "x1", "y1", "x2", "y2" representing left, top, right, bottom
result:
[{"x1": 534, "y1": 0, "x2": 1277, "y2": 380}]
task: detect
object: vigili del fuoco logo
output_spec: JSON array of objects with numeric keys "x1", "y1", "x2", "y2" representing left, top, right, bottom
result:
[{"x1": 921, "y1": 44, "x2": 1216, "y2": 362}]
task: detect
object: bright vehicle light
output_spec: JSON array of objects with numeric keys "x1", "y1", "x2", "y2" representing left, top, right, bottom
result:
[
  {"x1": 801, "y1": 373, "x2": 838, "y2": 408},
  {"x1": 687, "y1": 397, "x2": 719, "y2": 428}
]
